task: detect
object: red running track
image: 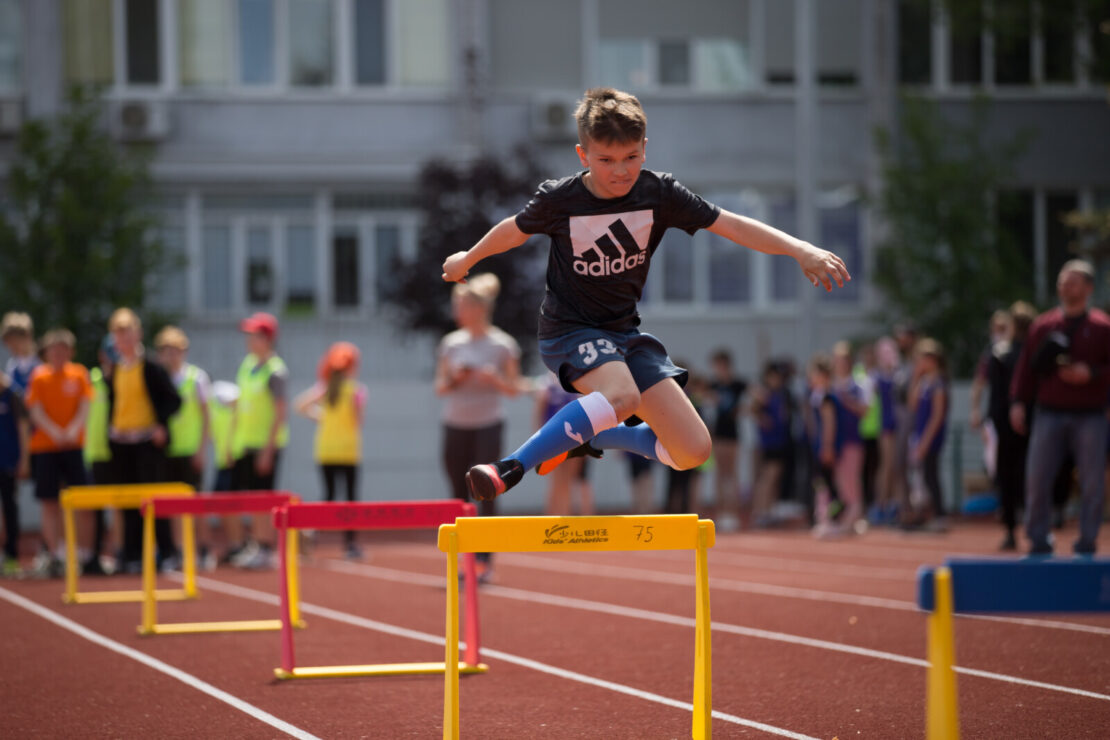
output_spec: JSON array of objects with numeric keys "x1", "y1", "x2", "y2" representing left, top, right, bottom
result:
[{"x1": 2, "y1": 521, "x2": 1109, "y2": 738}]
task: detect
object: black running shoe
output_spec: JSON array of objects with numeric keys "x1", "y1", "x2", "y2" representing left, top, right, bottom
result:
[
  {"x1": 466, "y1": 459, "x2": 524, "y2": 501},
  {"x1": 536, "y1": 441, "x2": 604, "y2": 476}
]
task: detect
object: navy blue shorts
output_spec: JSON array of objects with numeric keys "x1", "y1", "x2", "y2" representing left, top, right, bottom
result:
[{"x1": 539, "y1": 328, "x2": 688, "y2": 394}]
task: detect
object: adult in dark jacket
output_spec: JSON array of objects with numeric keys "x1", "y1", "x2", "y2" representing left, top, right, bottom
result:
[
  {"x1": 105, "y1": 309, "x2": 181, "y2": 572},
  {"x1": 1010, "y1": 261, "x2": 1110, "y2": 556},
  {"x1": 987, "y1": 302, "x2": 1036, "y2": 551}
]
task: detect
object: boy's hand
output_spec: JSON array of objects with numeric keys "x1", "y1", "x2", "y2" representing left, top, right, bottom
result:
[
  {"x1": 797, "y1": 243, "x2": 851, "y2": 292},
  {"x1": 442, "y1": 252, "x2": 471, "y2": 283}
]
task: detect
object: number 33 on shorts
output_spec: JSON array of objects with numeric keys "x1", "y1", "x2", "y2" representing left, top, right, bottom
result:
[{"x1": 578, "y1": 338, "x2": 618, "y2": 366}]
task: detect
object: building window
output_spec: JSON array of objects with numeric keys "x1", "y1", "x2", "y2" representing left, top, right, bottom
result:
[
  {"x1": 246, "y1": 225, "x2": 274, "y2": 306},
  {"x1": 949, "y1": 3, "x2": 984, "y2": 85},
  {"x1": 333, "y1": 228, "x2": 360, "y2": 308},
  {"x1": 125, "y1": 0, "x2": 161, "y2": 85},
  {"x1": 817, "y1": 189, "x2": 862, "y2": 303},
  {"x1": 203, "y1": 225, "x2": 233, "y2": 310},
  {"x1": 599, "y1": 0, "x2": 751, "y2": 92},
  {"x1": 816, "y1": 0, "x2": 862, "y2": 86},
  {"x1": 150, "y1": 224, "x2": 188, "y2": 313},
  {"x1": 288, "y1": 0, "x2": 334, "y2": 86},
  {"x1": 0, "y1": 0, "x2": 21, "y2": 92},
  {"x1": 63, "y1": 0, "x2": 114, "y2": 85},
  {"x1": 285, "y1": 224, "x2": 316, "y2": 313},
  {"x1": 898, "y1": 0, "x2": 932, "y2": 84},
  {"x1": 1046, "y1": 191, "x2": 1079, "y2": 282},
  {"x1": 239, "y1": 0, "x2": 276, "y2": 85},
  {"x1": 374, "y1": 224, "x2": 401, "y2": 306},
  {"x1": 997, "y1": 189, "x2": 1035, "y2": 296},
  {"x1": 768, "y1": 193, "x2": 799, "y2": 302},
  {"x1": 660, "y1": 229, "x2": 695, "y2": 303},
  {"x1": 179, "y1": 0, "x2": 230, "y2": 88},
  {"x1": 353, "y1": 0, "x2": 386, "y2": 85},
  {"x1": 396, "y1": 0, "x2": 450, "y2": 86},
  {"x1": 993, "y1": 0, "x2": 1032, "y2": 86},
  {"x1": 1042, "y1": 0, "x2": 1077, "y2": 83}
]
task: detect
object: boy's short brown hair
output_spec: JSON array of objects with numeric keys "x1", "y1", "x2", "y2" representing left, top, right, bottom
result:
[
  {"x1": 1, "y1": 311, "x2": 33, "y2": 340},
  {"x1": 154, "y1": 325, "x2": 189, "y2": 351},
  {"x1": 108, "y1": 307, "x2": 142, "y2": 333},
  {"x1": 574, "y1": 88, "x2": 646, "y2": 146},
  {"x1": 41, "y1": 328, "x2": 76, "y2": 350}
]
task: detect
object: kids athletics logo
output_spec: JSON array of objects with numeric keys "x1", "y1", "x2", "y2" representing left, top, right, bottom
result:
[
  {"x1": 543, "y1": 523, "x2": 610, "y2": 545},
  {"x1": 569, "y1": 210, "x2": 653, "y2": 277}
]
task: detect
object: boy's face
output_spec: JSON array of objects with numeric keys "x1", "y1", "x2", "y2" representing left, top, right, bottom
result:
[
  {"x1": 44, "y1": 342, "x2": 71, "y2": 367},
  {"x1": 246, "y1": 332, "x2": 270, "y2": 356},
  {"x1": 112, "y1": 326, "x2": 139, "y2": 356},
  {"x1": 576, "y1": 136, "x2": 646, "y2": 199},
  {"x1": 2, "y1": 333, "x2": 31, "y2": 356}
]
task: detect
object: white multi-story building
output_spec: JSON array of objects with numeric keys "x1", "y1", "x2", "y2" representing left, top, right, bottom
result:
[{"x1": 2, "y1": 0, "x2": 1108, "y2": 511}]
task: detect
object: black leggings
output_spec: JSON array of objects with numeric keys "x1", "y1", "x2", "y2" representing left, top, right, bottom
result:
[
  {"x1": 321, "y1": 464, "x2": 358, "y2": 545},
  {"x1": 443, "y1": 423, "x2": 501, "y2": 563},
  {"x1": 0, "y1": 471, "x2": 18, "y2": 560},
  {"x1": 110, "y1": 440, "x2": 176, "y2": 564},
  {"x1": 922, "y1": 448, "x2": 945, "y2": 517}
]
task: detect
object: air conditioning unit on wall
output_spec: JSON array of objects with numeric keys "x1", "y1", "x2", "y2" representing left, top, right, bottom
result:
[
  {"x1": 110, "y1": 98, "x2": 171, "y2": 142},
  {"x1": 0, "y1": 97, "x2": 23, "y2": 137},
  {"x1": 530, "y1": 93, "x2": 579, "y2": 142}
]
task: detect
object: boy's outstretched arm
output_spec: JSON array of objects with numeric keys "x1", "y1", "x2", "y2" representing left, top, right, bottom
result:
[
  {"x1": 706, "y1": 210, "x2": 851, "y2": 291},
  {"x1": 442, "y1": 217, "x2": 530, "y2": 283}
]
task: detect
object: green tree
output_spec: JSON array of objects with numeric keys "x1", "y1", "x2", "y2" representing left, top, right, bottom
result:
[
  {"x1": 0, "y1": 86, "x2": 170, "y2": 364},
  {"x1": 873, "y1": 96, "x2": 1030, "y2": 375},
  {"x1": 385, "y1": 148, "x2": 546, "y2": 364}
]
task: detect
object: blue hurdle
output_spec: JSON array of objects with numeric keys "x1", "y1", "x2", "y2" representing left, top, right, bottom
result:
[{"x1": 916, "y1": 557, "x2": 1110, "y2": 739}]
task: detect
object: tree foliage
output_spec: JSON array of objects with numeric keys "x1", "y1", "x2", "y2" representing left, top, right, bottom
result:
[
  {"x1": 0, "y1": 86, "x2": 169, "y2": 363},
  {"x1": 872, "y1": 95, "x2": 1031, "y2": 376},
  {"x1": 385, "y1": 147, "x2": 547, "y2": 364}
]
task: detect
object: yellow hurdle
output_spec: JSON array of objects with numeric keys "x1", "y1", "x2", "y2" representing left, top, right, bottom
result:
[
  {"x1": 438, "y1": 514, "x2": 716, "y2": 740},
  {"x1": 61, "y1": 484, "x2": 195, "y2": 605},
  {"x1": 926, "y1": 566, "x2": 959, "y2": 740},
  {"x1": 138, "y1": 492, "x2": 304, "y2": 635}
]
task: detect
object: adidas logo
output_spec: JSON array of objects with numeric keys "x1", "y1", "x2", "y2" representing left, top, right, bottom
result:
[
  {"x1": 570, "y1": 210, "x2": 652, "y2": 278},
  {"x1": 563, "y1": 421, "x2": 584, "y2": 445}
]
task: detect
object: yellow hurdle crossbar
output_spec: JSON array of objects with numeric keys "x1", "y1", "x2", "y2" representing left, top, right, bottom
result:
[
  {"x1": 437, "y1": 514, "x2": 716, "y2": 740},
  {"x1": 61, "y1": 484, "x2": 195, "y2": 605}
]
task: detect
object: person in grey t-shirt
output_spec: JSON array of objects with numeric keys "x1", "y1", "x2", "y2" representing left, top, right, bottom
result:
[{"x1": 435, "y1": 274, "x2": 522, "y2": 579}]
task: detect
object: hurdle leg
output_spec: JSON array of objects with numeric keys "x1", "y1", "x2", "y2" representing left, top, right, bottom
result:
[
  {"x1": 62, "y1": 504, "x2": 78, "y2": 603},
  {"x1": 462, "y1": 551, "x2": 481, "y2": 667},
  {"x1": 140, "y1": 508, "x2": 157, "y2": 633},
  {"x1": 926, "y1": 566, "x2": 959, "y2": 740},
  {"x1": 692, "y1": 522, "x2": 712, "y2": 739},
  {"x1": 443, "y1": 528, "x2": 460, "y2": 740},
  {"x1": 287, "y1": 525, "x2": 303, "y2": 628},
  {"x1": 182, "y1": 514, "x2": 197, "y2": 598},
  {"x1": 276, "y1": 519, "x2": 296, "y2": 676}
]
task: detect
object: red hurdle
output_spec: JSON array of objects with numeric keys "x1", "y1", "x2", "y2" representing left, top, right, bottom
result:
[
  {"x1": 272, "y1": 500, "x2": 488, "y2": 679},
  {"x1": 139, "y1": 492, "x2": 303, "y2": 635}
]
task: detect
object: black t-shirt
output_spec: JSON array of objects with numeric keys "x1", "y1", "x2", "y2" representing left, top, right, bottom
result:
[
  {"x1": 515, "y1": 170, "x2": 720, "y2": 339},
  {"x1": 712, "y1": 379, "x2": 748, "y2": 439}
]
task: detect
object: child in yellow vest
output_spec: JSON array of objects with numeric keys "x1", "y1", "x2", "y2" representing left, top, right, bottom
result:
[{"x1": 294, "y1": 342, "x2": 366, "y2": 559}]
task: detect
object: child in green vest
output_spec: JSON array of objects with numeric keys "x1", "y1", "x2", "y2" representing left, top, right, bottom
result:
[
  {"x1": 83, "y1": 335, "x2": 117, "y2": 575},
  {"x1": 229, "y1": 313, "x2": 288, "y2": 570},
  {"x1": 156, "y1": 326, "x2": 215, "y2": 569}
]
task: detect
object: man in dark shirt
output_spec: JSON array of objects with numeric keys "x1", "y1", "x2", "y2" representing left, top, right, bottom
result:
[{"x1": 1010, "y1": 260, "x2": 1110, "y2": 555}]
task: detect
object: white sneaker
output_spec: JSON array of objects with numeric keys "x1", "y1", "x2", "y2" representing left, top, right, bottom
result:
[
  {"x1": 240, "y1": 546, "x2": 276, "y2": 570},
  {"x1": 230, "y1": 541, "x2": 260, "y2": 568}
]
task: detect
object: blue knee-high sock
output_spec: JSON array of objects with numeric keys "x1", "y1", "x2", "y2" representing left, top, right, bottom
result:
[
  {"x1": 590, "y1": 424, "x2": 678, "y2": 468},
  {"x1": 505, "y1": 392, "x2": 617, "y2": 470}
]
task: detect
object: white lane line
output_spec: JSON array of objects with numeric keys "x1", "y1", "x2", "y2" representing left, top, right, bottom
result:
[
  {"x1": 426, "y1": 551, "x2": 1110, "y2": 637},
  {"x1": 184, "y1": 574, "x2": 818, "y2": 740},
  {"x1": 317, "y1": 560, "x2": 1110, "y2": 703},
  {"x1": 645, "y1": 548, "x2": 915, "y2": 581},
  {"x1": 0, "y1": 586, "x2": 321, "y2": 740}
]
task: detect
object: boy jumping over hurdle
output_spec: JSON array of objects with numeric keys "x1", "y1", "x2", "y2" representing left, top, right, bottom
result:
[{"x1": 442, "y1": 88, "x2": 850, "y2": 501}]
